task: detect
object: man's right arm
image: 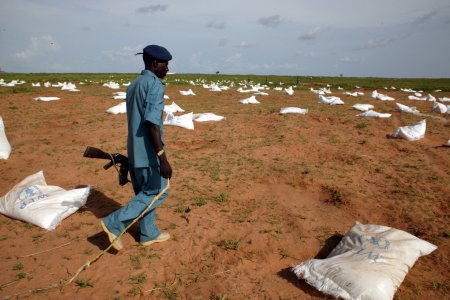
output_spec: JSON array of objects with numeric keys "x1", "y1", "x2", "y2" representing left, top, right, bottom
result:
[{"x1": 146, "y1": 122, "x2": 172, "y2": 179}]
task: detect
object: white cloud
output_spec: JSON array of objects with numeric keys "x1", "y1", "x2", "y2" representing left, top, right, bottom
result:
[
  {"x1": 13, "y1": 35, "x2": 61, "y2": 61},
  {"x1": 218, "y1": 39, "x2": 228, "y2": 47},
  {"x1": 101, "y1": 46, "x2": 142, "y2": 62},
  {"x1": 206, "y1": 20, "x2": 226, "y2": 29},
  {"x1": 136, "y1": 4, "x2": 168, "y2": 13},
  {"x1": 189, "y1": 52, "x2": 204, "y2": 67},
  {"x1": 355, "y1": 35, "x2": 405, "y2": 50},
  {"x1": 299, "y1": 26, "x2": 329, "y2": 40},
  {"x1": 225, "y1": 53, "x2": 241, "y2": 63},
  {"x1": 258, "y1": 15, "x2": 283, "y2": 27},
  {"x1": 340, "y1": 56, "x2": 364, "y2": 63},
  {"x1": 410, "y1": 10, "x2": 438, "y2": 25},
  {"x1": 236, "y1": 41, "x2": 257, "y2": 48},
  {"x1": 296, "y1": 50, "x2": 316, "y2": 57}
]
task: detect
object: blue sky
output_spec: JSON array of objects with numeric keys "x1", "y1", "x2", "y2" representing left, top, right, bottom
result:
[{"x1": 1, "y1": 0, "x2": 449, "y2": 77}]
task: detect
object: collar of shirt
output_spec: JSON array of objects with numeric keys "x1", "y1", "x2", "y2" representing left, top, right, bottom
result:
[{"x1": 140, "y1": 69, "x2": 166, "y2": 85}]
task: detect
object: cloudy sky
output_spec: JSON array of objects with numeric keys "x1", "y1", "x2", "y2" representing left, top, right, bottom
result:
[{"x1": 1, "y1": 0, "x2": 449, "y2": 77}]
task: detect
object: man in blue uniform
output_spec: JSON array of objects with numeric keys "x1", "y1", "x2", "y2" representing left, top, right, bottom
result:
[{"x1": 101, "y1": 44, "x2": 173, "y2": 251}]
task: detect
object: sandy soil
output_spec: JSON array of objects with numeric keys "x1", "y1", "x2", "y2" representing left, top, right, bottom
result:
[{"x1": 0, "y1": 81, "x2": 449, "y2": 299}]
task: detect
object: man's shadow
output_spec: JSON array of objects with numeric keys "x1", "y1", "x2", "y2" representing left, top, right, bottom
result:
[
  {"x1": 77, "y1": 187, "x2": 140, "y2": 253},
  {"x1": 277, "y1": 233, "x2": 343, "y2": 298}
]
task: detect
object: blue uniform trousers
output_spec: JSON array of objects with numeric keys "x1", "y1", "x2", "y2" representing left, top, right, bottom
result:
[{"x1": 103, "y1": 166, "x2": 169, "y2": 243}]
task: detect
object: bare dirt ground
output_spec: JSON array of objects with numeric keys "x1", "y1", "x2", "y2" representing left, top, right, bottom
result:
[{"x1": 0, "y1": 81, "x2": 449, "y2": 299}]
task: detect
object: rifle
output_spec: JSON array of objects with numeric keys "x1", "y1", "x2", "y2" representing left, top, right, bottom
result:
[{"x1": 83, "y1": 146, "x2": 130, "y2": 185}]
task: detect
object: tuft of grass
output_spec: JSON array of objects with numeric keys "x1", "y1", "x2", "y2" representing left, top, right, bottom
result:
[
  {"x1": 194, "y1": 197, "x2": 207, "y2": 207},
  {"x1": 218, "y1": 238, "x2": 240, "y2": 250},
  {"x1": 75, "y1": 278, "x2": 93, "y2": 288},
  {"x1": 356, "y1": 122, "x2": 368, "y2": 129},
  {"x1": 130, "y1": 255, "x2": 142, "y2": 270},
  {"x1": 375, "y1": 167, "x2": 384, "y2": 173},
  {"x1": 129, "y1": 273, "x2": 147, "y2": 284},
  {"x1": 163, "y1": 286, "x2": 178, "y2": 300},
  {"x1": 211, "y1": 294, "x2": 228, "y2": 300},
  {"x1": 13, "y1": 263, "x2": 24, "y2": 270},
  {"x1": 23, "y1": 223, "x2": 34, "y2": 229},
  {"x1": 322, "y1": 185, "x2": 346, "y2": 206},
  {"x1": 215, "y1": 193, "x2": 229, "y2": 203}
]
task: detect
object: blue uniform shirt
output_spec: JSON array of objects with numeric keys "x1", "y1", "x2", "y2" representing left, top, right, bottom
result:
[{"x1": 126, "y1": 70, "x2": 165, "y2": 168}]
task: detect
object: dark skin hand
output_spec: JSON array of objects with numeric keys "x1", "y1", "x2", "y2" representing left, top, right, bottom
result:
[{"x1": 146, "y1": 122, "x2": 172, "y2": 179}]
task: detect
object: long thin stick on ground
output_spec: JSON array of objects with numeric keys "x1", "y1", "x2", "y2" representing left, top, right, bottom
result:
[
  {"x1": 63, "y1": 180, "x2": 170, "y2": 289},
  {"x1": 18, "y1": 241, "x2": 71, "y2": 258}
]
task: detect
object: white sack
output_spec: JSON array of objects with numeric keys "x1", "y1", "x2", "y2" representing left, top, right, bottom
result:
[
  {"x1": 209, "y1": 84, "x2": 222, "y2": 92},
  {"x1": 164, "y1": 101, "x2": 185, "y2": 114},
  {"x1": 344, "y1": 92, "x2": 364, "y2": 97},
  {"x1": 164, "y1": 112, "x2": 194, "y2": 130},
  {"x1": 0, "y1": 171, "x2": 90, "y2": 230},
  {"x1": 254, "y1": 91, "x2": 269, "y2": 96},
  {"x1": 31, "y1": 83, "x2": 41, "y2": 87},
  {"x1": 179, "y1": 89, "x2": 196, "y2": 96},
  {"x1": 426, "y1": 94, "x2": 436, "y2": 102},
  {"x1": 319, "y1": 95, "x2": 344, "y2": 105},
  {"x1": 292, "y1": 222, "x2": 437, "y2": 300},
  {"x1": 0, "y1": 116, "x2": 12, "y2": 160},
  {"x1": 371, "y1": 90, "x2": 394, "y2": 101},
  {"x1": 239, "y1": 95, "x2": 260, "y2": 104},
  {"x1": 357, "y1": 110, "x2": 391, "y2": 118},
  {"x1": 396, "y1": 103, "x2": 420, "y2": 114},
  {"x1": 408, "y1": 95, "x2": 427, "y2": 101},
  {"x1": 61, "y1": 82, "x2": 78, "y2": 91},
  {"x1": 33, "y1": 97, "x2": 61, "y2": 102},
  {"x1": 193, "y1": 113, "x2": 225, "y2": 122},
  {"x1": 113, "y1": 92, "x2": 126, "y2": 100},
  {"x1": 439, "y1": 97, "x2": 450, "y2": 102},
  {"x1": 389, "y1": 119, "x2": 426, "y2": 141},
  {"x1": 106, "y1": 102, "x2": 126, "y2": 114},
  {"x1": 284, "y1": 86, "x2": 294, "y2": 96},
  {"x1": 352, "y1": 104, "x2": 374, "y2": 112},
  {"x1": 103, "y1": 81, "x2": 120, "y2": 89},
  {"x1": 279, "y1": 107, "x2": 308, "y2": 115},
  {"x1": 432, "y1": 102, "x2": 448, "y2": 114}
]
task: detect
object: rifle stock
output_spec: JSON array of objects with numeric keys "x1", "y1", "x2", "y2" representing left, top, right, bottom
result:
[{"x1": 83, "y1": 146, "x2": 130, "y2": 185}]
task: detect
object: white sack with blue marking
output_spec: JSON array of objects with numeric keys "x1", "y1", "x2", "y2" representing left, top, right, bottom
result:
[
  {"x1": 0, "y1": 171, "x2": 90, "y2": 230},
  {"x1": 292, "y1": 222, "x2": 437, "y2": 300}
]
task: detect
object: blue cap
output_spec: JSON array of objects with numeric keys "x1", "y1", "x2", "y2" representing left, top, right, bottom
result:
[{"x1": 139, "y1": 45, "x2": 172, "y2": 61}]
